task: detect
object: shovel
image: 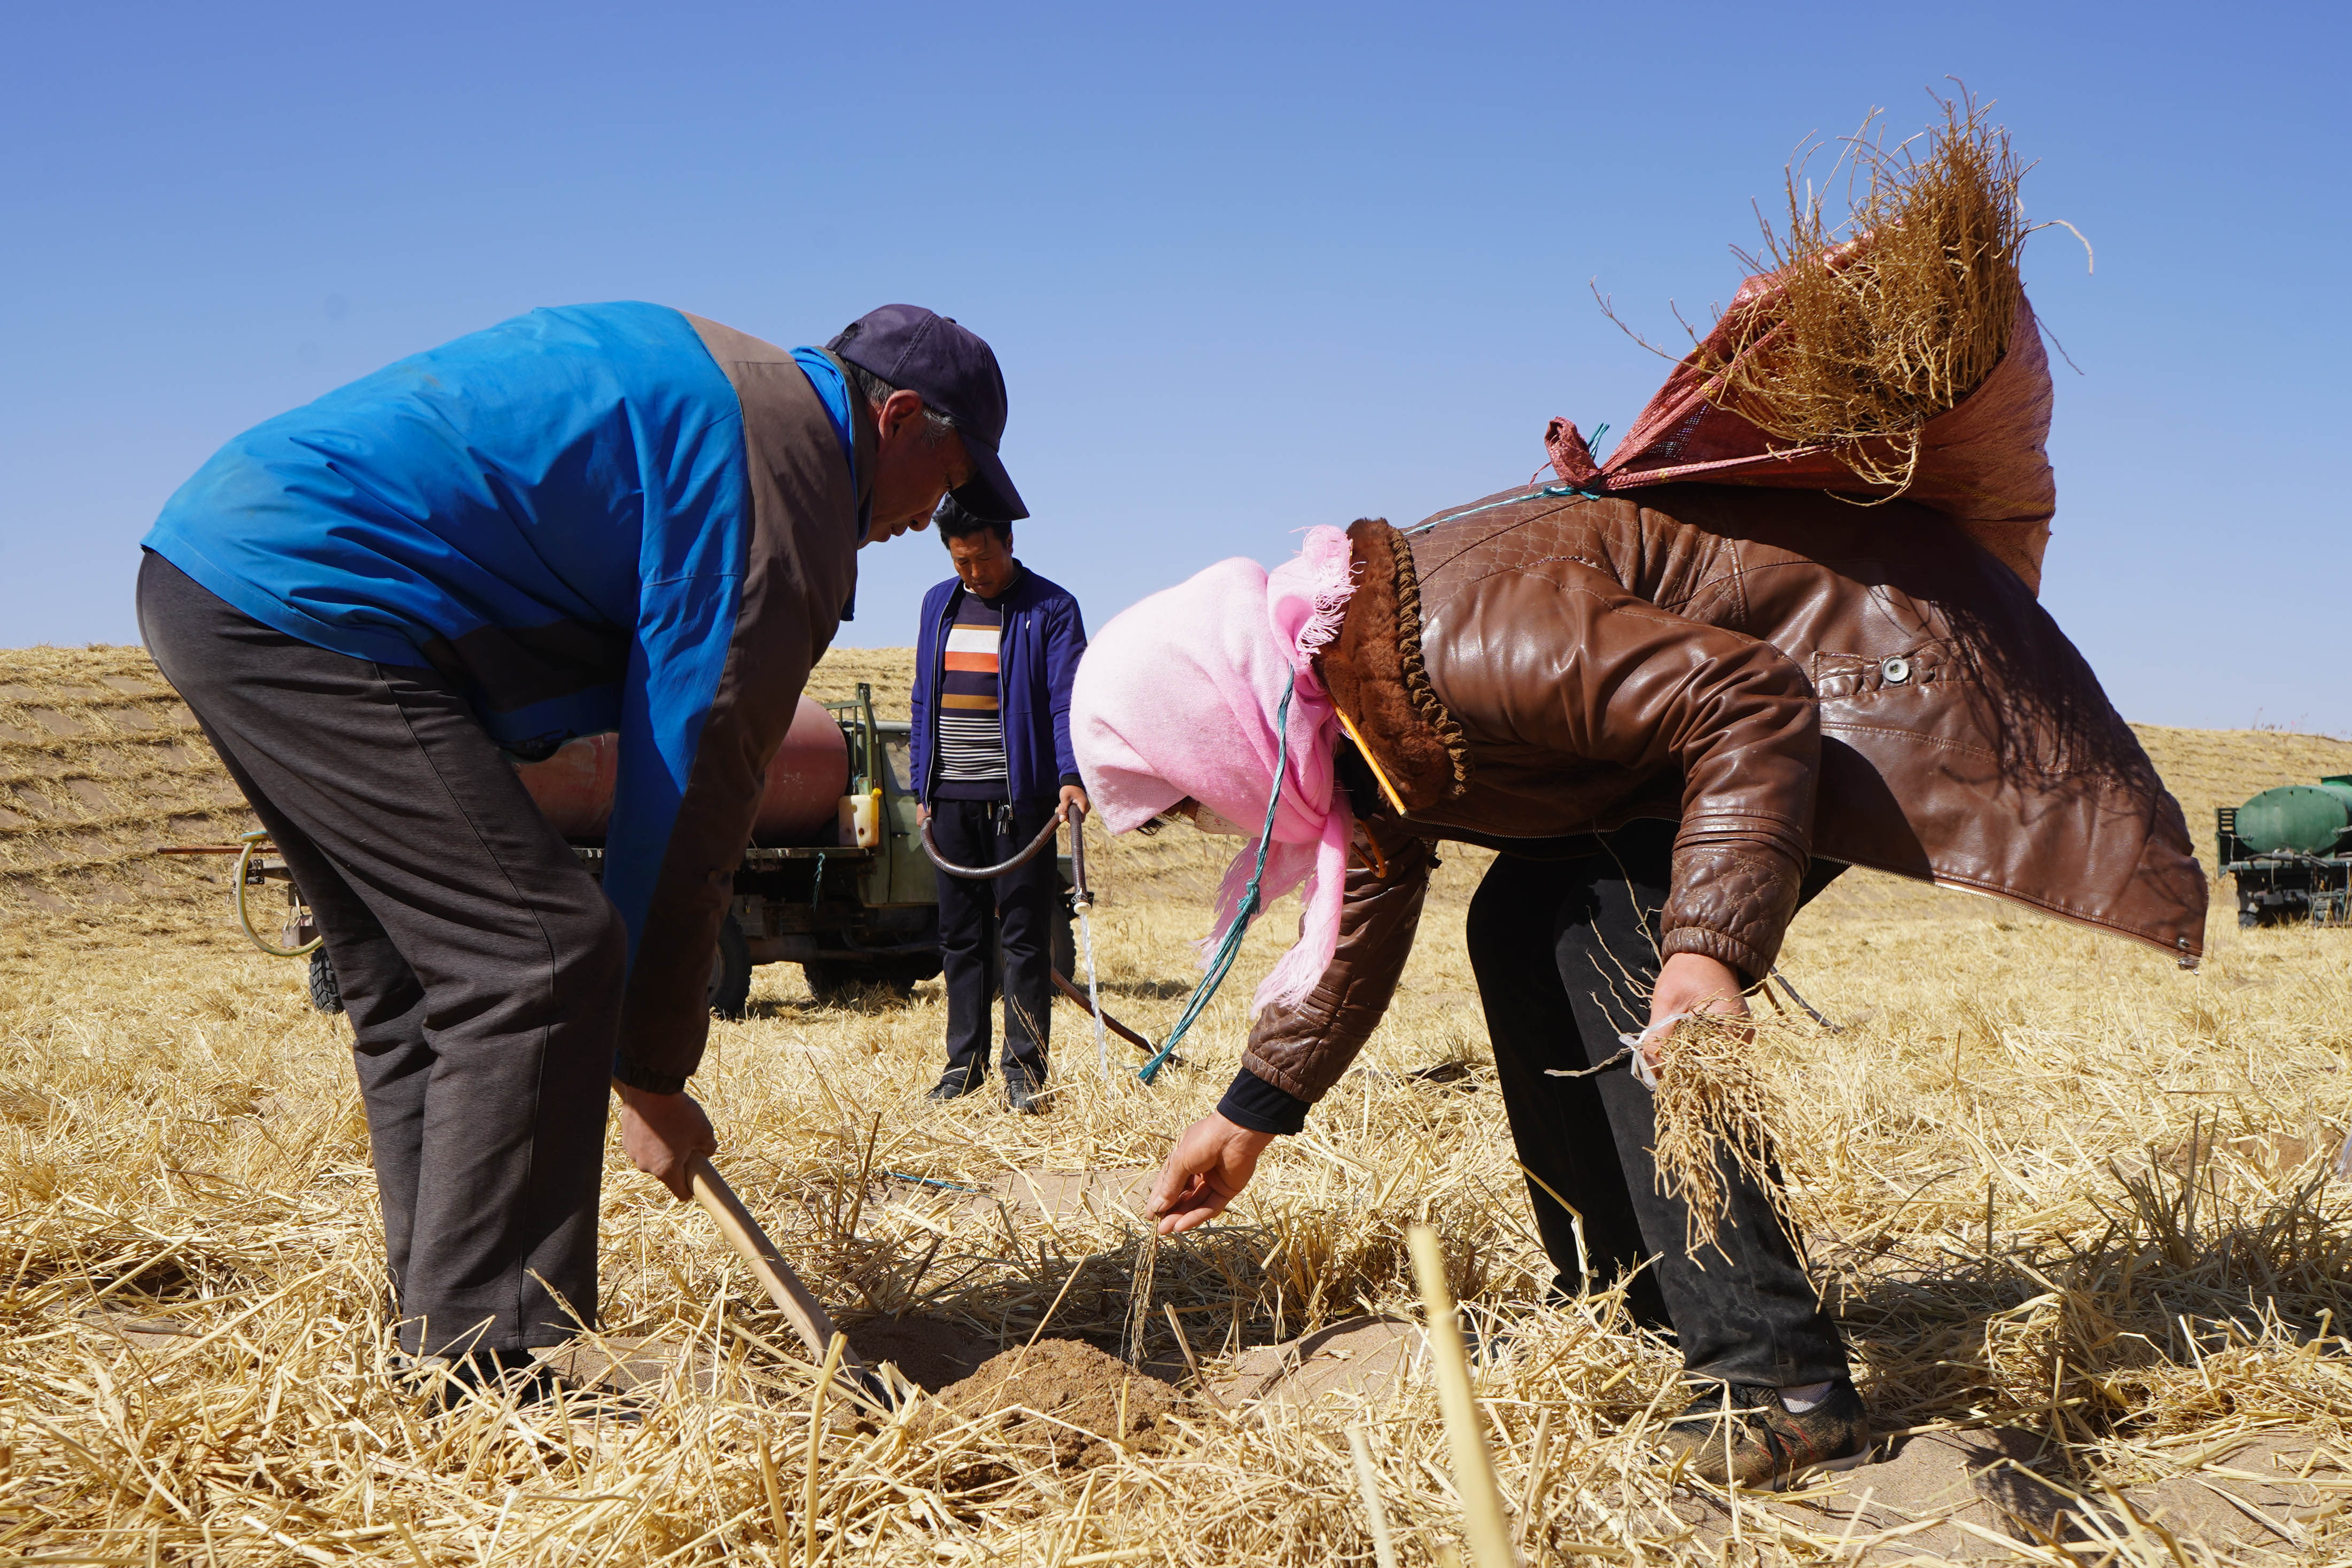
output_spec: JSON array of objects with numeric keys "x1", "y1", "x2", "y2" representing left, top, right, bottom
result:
[
  {"x1": 616, "y1": 1082, "x2": 891, "y2": 1409},
  {"x1": 684, "y1": 1157, "x2": 894, "y2": 1408}
]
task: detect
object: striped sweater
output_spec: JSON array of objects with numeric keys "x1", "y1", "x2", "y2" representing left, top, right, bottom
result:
[{"x1": 933, "y1": 587, "x2": 1011, "y2": 798}]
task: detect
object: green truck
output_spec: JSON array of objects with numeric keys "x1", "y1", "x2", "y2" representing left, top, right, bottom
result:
[{"x1": 2216, "y1": 776, "x2": 2352, "y2": 927}]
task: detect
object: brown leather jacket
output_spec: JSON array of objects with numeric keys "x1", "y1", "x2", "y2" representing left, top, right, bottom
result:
[{"x1": 1241, "y1": 483, "x2": 2206, "y2": 1105}]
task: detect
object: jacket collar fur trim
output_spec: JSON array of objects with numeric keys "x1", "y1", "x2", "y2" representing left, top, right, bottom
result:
[{"x1": 1320, "y1": 518, "x2": 1470, "y2": 813}]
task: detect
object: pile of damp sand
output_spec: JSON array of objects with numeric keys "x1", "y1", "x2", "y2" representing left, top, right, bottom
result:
[{"x1": 914, "y1": 1338, "x2": 1185, "y2": 1472}]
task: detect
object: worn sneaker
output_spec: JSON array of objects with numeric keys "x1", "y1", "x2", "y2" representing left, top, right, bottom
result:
[
  {"x1": 927, "y1": 1070, "x2": 984, "y2": 1103},
  {"x1": 1655, "y1": 1379, "x2": 1871, "y2": 1489},
  {"x1": 408, "y1": 1348, "x2": 563, "y2": 1413},
  {"x1": 1004, "y1": 1072, "x2": 1046, "y2": 1115}
]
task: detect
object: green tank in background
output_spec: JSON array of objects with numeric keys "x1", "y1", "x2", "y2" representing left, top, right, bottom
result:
[{"x1": 2217, "y1": 776, "x2": 2352, "y2": 926}]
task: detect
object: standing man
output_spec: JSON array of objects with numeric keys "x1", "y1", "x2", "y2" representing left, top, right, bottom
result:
[
  {"x1": 910, "y1": 498, "x2": 1088, "y2": 1112},
  {"x1": 136, "y1": 302, "x2": 1025, "y2": 1387}
]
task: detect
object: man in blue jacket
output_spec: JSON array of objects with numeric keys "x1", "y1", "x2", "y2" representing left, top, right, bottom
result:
[
  {"x1": 910, "y1": 500, "x2": 1087, "y2": 1112},
  {"x1": 135, "y1": 302, "x2": 1023, "y2": 1386}
]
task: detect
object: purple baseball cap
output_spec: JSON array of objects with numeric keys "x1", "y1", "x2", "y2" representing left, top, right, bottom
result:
[{"x1": 828, "y1": 305, "x2": 1027, "y2": 522}]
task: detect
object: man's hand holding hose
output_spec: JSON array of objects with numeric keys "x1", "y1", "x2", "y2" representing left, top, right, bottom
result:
[{"x1": 1143, "y1": 951, "x2": 1751, "y2": 1235}]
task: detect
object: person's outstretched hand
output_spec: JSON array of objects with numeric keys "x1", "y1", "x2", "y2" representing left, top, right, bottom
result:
[
  {"x1": 1148, "y1": 1111, "x2": 1275, "y2": 1235},
  {"x1": 616, "y1": 1084, "x2": 718, "y2": 1200}
]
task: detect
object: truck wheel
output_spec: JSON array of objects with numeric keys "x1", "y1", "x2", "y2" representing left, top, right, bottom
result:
[
  {"x1": 881, "y1": 949, "x2": 944, "y2": 987},
  {"x1": 307, "y1": 947, "x2": 345, "y2": 1015},
  {"x1": 707, "y1": 916, "x2": 752, "y2": 1020},
  {"x1": 803, "y1": 961, "x2": 859, "y2": 1005}
]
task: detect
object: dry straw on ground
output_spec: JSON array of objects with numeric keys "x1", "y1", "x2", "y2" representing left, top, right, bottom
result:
[{"x1": 5, "y1": 643, "x2": 2352, "y2": 1564}]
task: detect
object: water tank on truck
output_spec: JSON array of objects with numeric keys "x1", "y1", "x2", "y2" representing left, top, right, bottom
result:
[
  {"x1": 247, "y1": 685, "x2": 1071, "y2": 1018},
  {"x1": 2216, "y1": 775, "x2": 2352, "y2": 927},
  {"x1": 513, "y1": 696, "x2": 850, "y2": 844}
]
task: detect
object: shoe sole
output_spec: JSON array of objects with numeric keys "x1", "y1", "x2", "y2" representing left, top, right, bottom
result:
[{"x1": 1761, "y1": 1437, "x2": 1876, "y2": 1493}]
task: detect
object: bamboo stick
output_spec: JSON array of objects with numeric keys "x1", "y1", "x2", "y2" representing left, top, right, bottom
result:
[
  {"x1": 1346, "y1": 1425, "x2": 1401, "y2": 1568},
  {"x1": 1407, "y1": 1224, "x2": 1517, "y2": 1568}
]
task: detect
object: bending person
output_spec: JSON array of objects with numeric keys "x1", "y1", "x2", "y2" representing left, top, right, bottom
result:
[
  {"x1": 138, "y1": 302, "x2": 1025, "y2": 1394},
  {"x1": 1070, "y1": 487, "x2": 2203, "y2": 1488}
]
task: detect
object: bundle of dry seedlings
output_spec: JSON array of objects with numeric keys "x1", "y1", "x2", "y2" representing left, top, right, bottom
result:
[
  {"x1": 1697, "y1": 89, "x2": 2031, "y2": 493},
  {"x1": 1647, "y1": 1011, "x2": 1801, "y2": 1255}
]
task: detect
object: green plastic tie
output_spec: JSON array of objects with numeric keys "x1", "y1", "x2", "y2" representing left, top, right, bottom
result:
[{"x1": 1137, "y1": 674, "x2": 1298, "y2": 1083}]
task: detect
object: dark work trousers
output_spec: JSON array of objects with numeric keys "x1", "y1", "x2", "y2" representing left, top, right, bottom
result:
[
  {"x1": 1467, "y1": 820, "x2": 1850, "y2": 1389},
  {"x1": 929, "y1": 797, "x2": 1056, "y2": 1089},
  {"x1": 136, "y1": 552, "x2": 622, "y2": 1358}
]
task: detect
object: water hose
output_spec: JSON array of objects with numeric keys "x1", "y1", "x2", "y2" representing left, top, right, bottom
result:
[
  {"x1": 1049, "y1": 969, "x2": 1159, "y2": 1057},
  {"x1": 232, "y1": 830, "x2": 321, "y2": 958},
  {"x1": 917, "y1": 806, "x2": 1163, "y2": 1057},
  {"x1": 918, "y1": 814, "x2": 1061, "y2": 879},
  {"x1": 1069, "y1": 806, "x2": 1110, "y2": 1073}
]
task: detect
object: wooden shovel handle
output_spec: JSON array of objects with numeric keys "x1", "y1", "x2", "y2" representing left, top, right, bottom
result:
[
  {"x1": 612, "y1": 1081, "x2": 885, "y2": 1403},
  {"x1": 687, "y1": 1157, "x2": 874, "y2": 1372},
  {"x1": 1050, "y1": 968, "x2": 1157, "y2": 1055}
]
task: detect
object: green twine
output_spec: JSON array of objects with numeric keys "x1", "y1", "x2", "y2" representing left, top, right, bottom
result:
[
  {"x1": 1136, "y1": 674, "x2": 1298, "y2": 1084},
  {"x1": 1402, "y1": 422, "x2": 1614, "y2": 536},
  {"x1": 1402, "y1": 481, "x2": 1600, "y2": 535}
]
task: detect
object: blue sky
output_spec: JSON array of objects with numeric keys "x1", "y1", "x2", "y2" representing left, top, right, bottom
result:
[{"x1": 4, "y1": 2, "x2": 2344, "y2": 730}]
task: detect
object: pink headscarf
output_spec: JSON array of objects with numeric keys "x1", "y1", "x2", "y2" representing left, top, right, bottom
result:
[{"x1": 1071, "y1": 527, "x2": 1358, "y2": 1016}]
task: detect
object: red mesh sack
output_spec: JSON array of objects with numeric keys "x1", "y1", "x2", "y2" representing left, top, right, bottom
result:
[{"x1": 1548, "y1": 263, "x2": 2057, "y2": 595}]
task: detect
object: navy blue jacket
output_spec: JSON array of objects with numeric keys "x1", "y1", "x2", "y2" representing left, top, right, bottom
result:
[{"x1": 910, "y1": 567, "x2": 1086, "y2": 807}]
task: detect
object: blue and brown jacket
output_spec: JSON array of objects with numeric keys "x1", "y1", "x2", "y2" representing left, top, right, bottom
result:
[{"x1": 144, "y1": 302, "x2": 869, "y2": 1093}]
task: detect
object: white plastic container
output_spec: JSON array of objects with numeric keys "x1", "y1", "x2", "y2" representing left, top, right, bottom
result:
[{"x1": 838, "y1": 789, "x2": 882, "y2": 848}]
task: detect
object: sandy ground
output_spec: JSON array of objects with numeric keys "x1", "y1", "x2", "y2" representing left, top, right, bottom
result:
[{"x1": 5, "y1": 644, "x2": 2352, "y2": 1564}]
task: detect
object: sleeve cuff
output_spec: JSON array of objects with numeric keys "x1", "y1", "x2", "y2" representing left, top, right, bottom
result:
[
  {"x1": 1217, "y1": 1066, "x2": 1310, "y2": 1135},
  {"x1": 1659, "y1": 926, "x2": 1771, "y2": 988},
  {"x1": 1058, "y1": 770, "x2": 1085, "y2": 789},
  {"x1": 612, "y1": 1056, "x2": 689, "y2": 1096}
]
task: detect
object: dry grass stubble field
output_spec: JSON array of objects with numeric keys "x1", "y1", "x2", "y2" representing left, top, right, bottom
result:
[{"x1": 4, "y1": 644, "x2": 2352, "y2": 1564}]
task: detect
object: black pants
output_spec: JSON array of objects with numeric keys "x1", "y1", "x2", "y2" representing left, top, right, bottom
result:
[
  {"x1": 137, "y1": 553, "x2": 620, "y2": 1357},
  {"x1": 930, "y1": 796, "x2": 1055, "y2": 1087},
  {"x1": 1468, "y1": 821, "x2": 1850, "y2": 1388}
]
